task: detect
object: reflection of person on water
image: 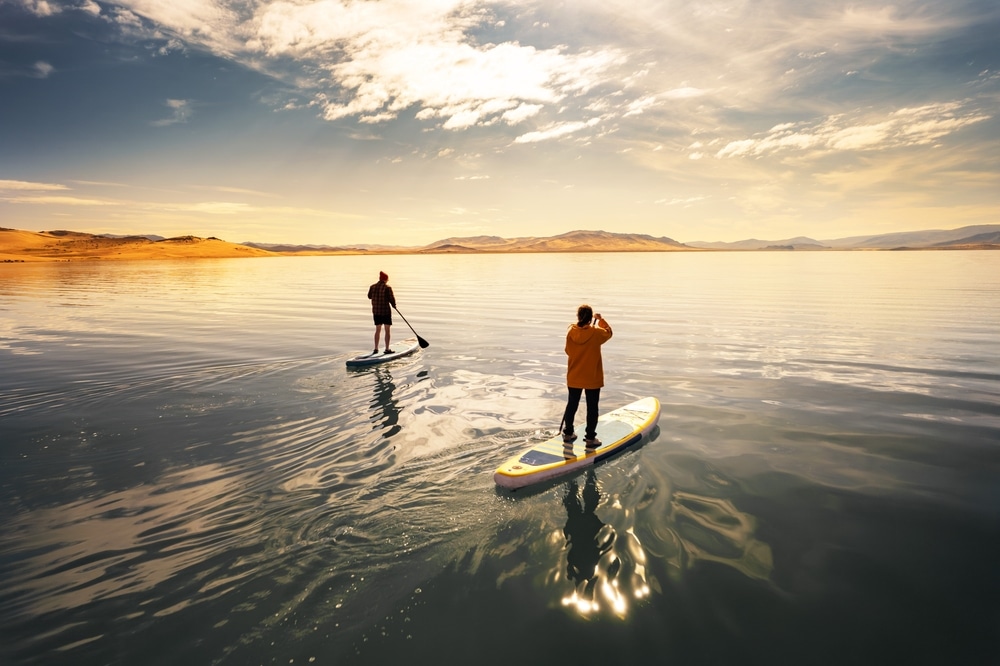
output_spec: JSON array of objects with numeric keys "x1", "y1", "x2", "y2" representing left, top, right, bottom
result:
[
  {"x1": 368, "y1": 271, "x2": 396, "y2": 354},
  {"x1": 371, "y1": 367, "x2": 401, "y2": 438},
  {"x1": 562, "y1": 304, "x2": 612, "y2": 448},
  {"x1": 563, "y1": 470, "x2": 612, "y2": 584}
]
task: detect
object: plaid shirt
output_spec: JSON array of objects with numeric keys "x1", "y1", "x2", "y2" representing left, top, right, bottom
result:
[{"x1": 367, "y1": 280, "x2": 396, "y2": 316}]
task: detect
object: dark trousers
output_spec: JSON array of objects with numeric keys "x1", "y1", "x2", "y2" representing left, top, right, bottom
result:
[{"x1": 563, "y1": 387, "x2": 600, "y2": 440}]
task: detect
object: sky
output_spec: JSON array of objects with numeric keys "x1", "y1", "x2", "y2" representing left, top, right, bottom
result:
[{"x1": 1, "y1": 0, "x2": 999, "y2": 246}]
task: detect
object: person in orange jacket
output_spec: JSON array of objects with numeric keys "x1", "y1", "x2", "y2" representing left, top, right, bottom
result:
[{"x1": 561, "y1": 304, "x2": 613, "y2": 448}]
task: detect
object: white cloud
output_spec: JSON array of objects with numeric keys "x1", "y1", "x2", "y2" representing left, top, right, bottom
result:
[
  {"x1": 71, "y1": 180, "x2": 129, "y2": 187},
  {"x1": 173, "y1": 201, "x2": 252, "y2": 214},
  {"x1": 656, "y1": 195, "x2": 707, "y2": 206},
  {"x1": 662, "y1": 86, "x2": 705, "y2": 100},
  {"x1": 623, "y1": 95, "x2": 659, "y2": 117},
  {"x1": 117, "y1": 0, "x2": 241, "y2": 47},
  {"x1": 151, "y1": 98, "x2": 192, "y2": 126},
  {"x1": 192, "y1": 185, "x2": 278, "y2": 197},
  {"x1": 502, "y1": 103, "x2": 543, "y2": 125},
  {"x1": 715, "y1": 101, "x2": 991, "y2": 159},
  {"x1": 80, "y1": 0, "x2": 102, "y2": 16},
  {"x1": 18, "y1": 0, "x2": 999, "y2": 171},
  {"x1": 828, "y1": 122, "x2": 893, "y2": 151},
  {"x1": 103, "y1": 0, "x2": 625, "y2": 131},
  {"x1": 0, "y1": 180, "x2": 69, "y2": 191},
  {"x1": 6, "y1": 192, "x2": 337, "y2": 218},
  {"x1": 514, "y1": 117, "x2": 601, "y2": 144},
  {"x1": 33, "y1": 61, "x2": 55, "y2": 78},
  {"x1": 442, "y1": 108, "x2": 489, "y2": 130},
  {"x1": 19, "y1": 0, "x2": 60, "y2": 17},
  {"x1": 317, "y1": 36, "x2": 621, "y2": 128},
  {"x1": 2, "y1": 195, "x2": 118, "y2": 206},
  {"x1": 108, "y1": 7, "x2": 145, "y2": 30}
]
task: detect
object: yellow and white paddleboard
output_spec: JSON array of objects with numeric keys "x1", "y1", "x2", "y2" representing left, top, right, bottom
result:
[{"x1": 494, "y1": 396, "x2": 660, "y2": 490}]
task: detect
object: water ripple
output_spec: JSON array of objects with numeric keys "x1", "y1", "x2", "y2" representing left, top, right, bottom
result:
[{"x1": 1, "y1": 253, "x2": 998, "y2": 664}]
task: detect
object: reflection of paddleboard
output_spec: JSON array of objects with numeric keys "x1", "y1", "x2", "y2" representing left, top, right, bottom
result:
[
  {"x1": 494, "y1": 396, "x2": 660, "y2": 490},
  {"x1": 346, "y1": 338, "x2": 420, "y2": 368}
]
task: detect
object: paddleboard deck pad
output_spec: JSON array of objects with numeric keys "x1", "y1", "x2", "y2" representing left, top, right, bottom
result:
[
  {"x1": 346, "y1": 338, "x2": 420, "y2": 367},
  {"x1": 494, "y1": 396, "x2": 660, "y2": 489}
]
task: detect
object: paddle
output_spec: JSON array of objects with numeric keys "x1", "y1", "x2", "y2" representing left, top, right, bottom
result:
[{"x1": 392, "y1": 305, "x2": 429, "y2": 348}]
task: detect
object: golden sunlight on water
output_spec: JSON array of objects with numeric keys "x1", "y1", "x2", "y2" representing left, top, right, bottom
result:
[
  {"x1": 5, "y1": 462, "x2": 249, "y2": 618},
  {"x1": 550, "y1": 463, "x2": 773, "y2": 620}
]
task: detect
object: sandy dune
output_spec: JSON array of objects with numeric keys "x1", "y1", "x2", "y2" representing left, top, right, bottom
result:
[{"x1": 0, "y1": 229, "x2": 275, "y2": 262}]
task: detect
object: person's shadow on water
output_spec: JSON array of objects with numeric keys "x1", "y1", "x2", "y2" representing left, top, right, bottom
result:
[{"x1": 563, "y1": 469, "x2": 613, "y2": 593}]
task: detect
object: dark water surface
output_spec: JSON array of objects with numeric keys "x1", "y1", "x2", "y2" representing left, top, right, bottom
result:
[{"x1": 1, "y1": 252, "x2": 998, "y2": 665}]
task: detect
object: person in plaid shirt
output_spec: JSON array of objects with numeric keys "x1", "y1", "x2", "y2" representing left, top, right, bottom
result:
[{"x1": 368, "y1": 271, "x2": 397, "y2": 353}]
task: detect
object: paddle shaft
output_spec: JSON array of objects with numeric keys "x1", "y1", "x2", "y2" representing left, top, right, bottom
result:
[{"x1": 392, "y1": 306, "x2": 429, "y2": 348}]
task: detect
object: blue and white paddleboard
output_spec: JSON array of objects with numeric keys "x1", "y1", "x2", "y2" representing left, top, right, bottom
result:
[
  {"x1": 494, "y1": 396, "x2": 660, "y2": 489},
  {"x1": 346, "y1": 338, "x2": 420, "y2": 368}
]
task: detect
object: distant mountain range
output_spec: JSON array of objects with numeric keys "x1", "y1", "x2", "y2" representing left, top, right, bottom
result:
[
  {"x1": 5, "y1": 225, "x2": 997, "y2": 263},
  {"x1": 245, "y1": 224, "x2": 1000, "y2": 254},
  {"x1": 425, "y1": 230, "x2": 688, "y2": 252},
  {"x1": 685, "y1": 224, "x2": 1000, "y2": 250},
  {"x1": 245, "y1": 230, "x2": 689, "y2": 253}
]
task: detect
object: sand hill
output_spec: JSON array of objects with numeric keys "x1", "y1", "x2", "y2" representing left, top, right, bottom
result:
[{"x1": 0, "y1": 229, "x2": 275, "y2": 262}]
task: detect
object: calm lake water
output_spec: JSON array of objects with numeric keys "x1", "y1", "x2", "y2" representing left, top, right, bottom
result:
[{"x1": 1, "y1": 251, "x2": 998, "y2": 665}]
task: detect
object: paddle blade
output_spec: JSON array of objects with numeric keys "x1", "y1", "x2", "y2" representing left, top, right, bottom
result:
[{"x1": 390, "y1": 305, "x2": 428, "y2": 347}]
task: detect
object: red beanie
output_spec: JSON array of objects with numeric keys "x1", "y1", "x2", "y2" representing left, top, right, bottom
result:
[{"x1": 379, "y1": 271, "x2": 388, "y2": 282}]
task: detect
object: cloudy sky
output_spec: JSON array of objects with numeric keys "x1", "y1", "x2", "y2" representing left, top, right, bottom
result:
[{"x1": 2, "y1": 0, "x2": 998, "y2": 245}]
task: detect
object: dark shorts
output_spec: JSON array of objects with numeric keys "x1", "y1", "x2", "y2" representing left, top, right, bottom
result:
[{"x1": 373, "y1": 313, "x2": 392, "y2": 326}]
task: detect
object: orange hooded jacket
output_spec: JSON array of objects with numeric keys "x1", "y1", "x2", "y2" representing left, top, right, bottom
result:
[{"x1": 565, "y1": 321, "x2": 613, "y2": 389}]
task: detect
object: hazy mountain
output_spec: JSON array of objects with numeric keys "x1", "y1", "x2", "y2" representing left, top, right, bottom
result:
[
  {"x1": 419, "y1": 243, "x2": 482, "y2": 253},
  {"x1": 247, "y1": 241, "x2": 435, "y2": 253},
  {"x1": 423, "y1": 235, "x2": 513, "y2": 250},
  {"x1": 6, "y1": 225, "x2": 996, "y2": 262},
  {"x1": 245, "y1": 230, "x2": 692, "y2": 254},
  {"x1": 238, "y1": 225, "x2": 1000, "y2": 254},
  {"x1": 820, "y1": 224, "x2": 1000, "y2": 249},
  {"x1": 100, "y1": 233, "x2": 166, "y2": 241},
  {"x1": 932, "y1": 230, "x2": 1000, "y2": 247},
  {"x1": 687, "y1": 236, "x2": 826, "y2": 250},
  {"x1": 420, "y1": 229, "x2": 689, "y2": 253},
  {"x1": 687, "y1": 225, "x2": 1000, "y2": 250},
  {"x1": 244, "y1": 242, "x2": 354, "y2": 253}
]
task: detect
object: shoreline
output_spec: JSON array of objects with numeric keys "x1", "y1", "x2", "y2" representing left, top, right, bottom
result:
[{"x1": 2, "y1": 227, "x2": 997, "y2": 263}]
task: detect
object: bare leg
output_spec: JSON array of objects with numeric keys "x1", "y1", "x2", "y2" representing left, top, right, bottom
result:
[
  {"x1": 373, "y1": 324, "x2": 383, "y2": 351},
  {"x1": 384, "y1": 325, "x2": 391, "y2": 350}
]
